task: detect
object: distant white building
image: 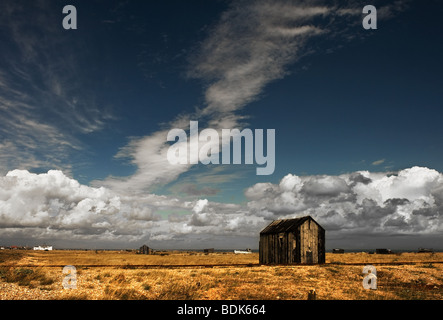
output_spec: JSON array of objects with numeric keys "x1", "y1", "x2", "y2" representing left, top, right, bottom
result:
[{"x1": 33, "y1": 245, "x2": 53, "y2": 251}]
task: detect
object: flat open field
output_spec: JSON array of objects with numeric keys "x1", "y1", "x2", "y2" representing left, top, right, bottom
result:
[{"x1": 1, "y1": 250, "x2": 442, "y2": 300}]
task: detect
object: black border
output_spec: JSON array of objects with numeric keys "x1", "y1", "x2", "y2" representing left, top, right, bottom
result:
[{"x1": 1, "y1": 300, "x2": 440, "y2": 319}]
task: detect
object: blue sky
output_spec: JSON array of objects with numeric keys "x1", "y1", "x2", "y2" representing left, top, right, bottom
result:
[{"x1": 0, "y1": 0, "x2": 442, "y2": 250}]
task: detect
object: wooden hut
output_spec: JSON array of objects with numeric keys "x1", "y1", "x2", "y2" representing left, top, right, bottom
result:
[
  {"x1": 139, "y1": 244, "x2": 152, "y2": 255},
  {"x1": 259, "y1": 216, "x2": 325, "y2": 264}
]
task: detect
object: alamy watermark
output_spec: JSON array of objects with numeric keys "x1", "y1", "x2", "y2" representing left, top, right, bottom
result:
[
  {"x1": 362, "y1": 265, "x2": 377, "y2": 290},
  {"x1": 62, "y1": 265, "x2": 77, "y2": 289},
  {"x1": 167, "y1": 121, "x2": 275, "y2": 175},
  {"x1": 62, "y1": 4, "x2": 377, "y2": 31},
  {"x1": 362, "y1": 5, "x2": 377, "y2": 30},
  {"x1": 62, "y1": 5, "x2": 77, "y2": 30}
]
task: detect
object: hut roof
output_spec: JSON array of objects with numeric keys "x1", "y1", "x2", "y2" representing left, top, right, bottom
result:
[{"x1": 260, "y1": 216, "x2": 324, "y2": 235}]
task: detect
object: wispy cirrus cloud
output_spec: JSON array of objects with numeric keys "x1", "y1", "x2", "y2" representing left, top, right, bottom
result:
[
  {"x1": 187, "y1": 0, "x2": 328, "y2": 118},
  {"x1": 0, "y1": 0, "x2": 111, "y2": 174},
  {"x1": 97, "y1": 0, "x2": 354, "y2": 193},
  {"x1": 372, "y1": 159, "x2": 386, "y2": 166},
  {"x1": 97, "y1": 0, "x2": 411, "y2": 194}
]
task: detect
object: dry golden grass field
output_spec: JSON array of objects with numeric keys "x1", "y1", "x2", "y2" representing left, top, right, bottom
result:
[{"x1": 0, "y1": 250, "x2": 442, "y2": 300}]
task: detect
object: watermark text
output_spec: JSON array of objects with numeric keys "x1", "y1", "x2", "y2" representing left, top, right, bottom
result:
[{"x1": 167, "y1": 121, "x2": 275, "y2": 175}]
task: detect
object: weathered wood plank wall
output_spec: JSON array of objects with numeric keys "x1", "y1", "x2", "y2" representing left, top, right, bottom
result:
[{"x1": 259, "y1": 217, "x2": 325, "y2": 264}]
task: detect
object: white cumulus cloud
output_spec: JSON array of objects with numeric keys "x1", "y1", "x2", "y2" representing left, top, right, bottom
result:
[
  {"x1": 1, "y1": 166, "x2": 441, "y2": 249},
  {"x1": 245, "y1": 166, "x2": 443, "y2": 237}
]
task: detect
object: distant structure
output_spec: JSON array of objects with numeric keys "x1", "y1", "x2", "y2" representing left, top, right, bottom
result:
[
  {"x1": 203, "y1": 248, "x2": 214, "y2": 254},
  {"x1": 139, "y1": 244, "x2": 152, "y2": 255},
  {"x1": 332, "y1": 248, "x2": 345, "y2": 254},
  {"x1": 234, "y1": 248, "x2": 252, "y2": 254},
  {"x1": 375, "y1": 248, "x2": 392, "y2": 254},
  {"x1": 33, "y1": 245, "x2": 53, "y2": 251},
  {"x1": 417, "y1": 248, "x2": 433, "y2": 253},
  {"x1": 259, "y1": 216, "x2": 325, "y2": 264}
]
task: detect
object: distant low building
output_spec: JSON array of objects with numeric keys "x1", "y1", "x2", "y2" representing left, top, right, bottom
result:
[
  {"x1": 417, "y1": 248, "x2": 433, "y2": 253},
  {"x1": 332, "y1": 248, "x2": 345, "y2": 254},
  {"x1": 234, "y1": 248, "x2": 252, "y2": 254},
  {"x1": 139, "y1": 244, "x2": 152, "y2": 255},
  {"x1": 375, "y1": 248, "x2": 392, "y2": 254},
  {"x1": 204, "y1": 248, "x2": 214, "y2": 254},
  {"x1": 33, "y1": 245, "x2": 53, "y2": 251}
]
